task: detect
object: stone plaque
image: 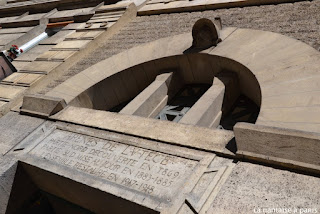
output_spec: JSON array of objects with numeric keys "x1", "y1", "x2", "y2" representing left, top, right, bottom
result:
[{"x1": 30, "y1": 129, "x2": 198, "y2": 200}]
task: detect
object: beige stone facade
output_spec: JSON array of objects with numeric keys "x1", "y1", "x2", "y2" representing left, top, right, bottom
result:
[{"x1": 0, "y1": 0, "x2": 319, "y2": 213}]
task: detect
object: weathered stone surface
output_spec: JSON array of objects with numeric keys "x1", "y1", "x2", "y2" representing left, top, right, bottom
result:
[
  {"x1": 96, "y1": 2, "x2": 130, "y2": 13},
  {"x1": 7, "y1": 156, "x2": 159, "y2": 214},
  {"x1": 0, "y1": 111, "x2": 44, "y2": 155},
  {"x1": 0, "y1": 159, "x2": 17, "y2": 214},
  {"x1": 21, "y1": 94, "x2": 66, "y2": 118},
  {"x1": 138, "y1": 0, "x2": 320, "y2": 19},
  {"x1": 258, "y1": 106, "x2": 320, "y2": 125},
  {"x1": 262, "y1": 91, "x2": 320, "y2": 109},
  {"x1": 48, "y1": 7, "x2": 94, "y2": 21},
  {"x1": 52, "y1": 40, "x2": 91, "y2": 51},
  {"x1": 65, "y1": 30, "x2": 103, "y2": 40},
  {"x1": 51, "y1": 106, "x2": 235, "y2": 155},
  {"x1": 15, "y1": 73, "x2": 43, "y2": 86},
  {"x1": 0, "y1": 0, "x2": 6, "y2": 6},
  {"x1": 36, "y1": 50, "x2": 77, "y2": 61},
  {"x1": 1, "y1": 72, "x2": 26, "y2": 84},
  {"x1": 39, "y1": 30, "x2": 75, "y2": 45},
  {"x1": 0, "y1": 85, "x2": 25, "y2": 101},
  {"x1": 87, "y1": 16, "x2": 120, "y2": 23},
  {"x1": 6, "y1": 13, "x2": 45, "y2": 23},
  {"x1": 90, "y1": 13, "x2": 122, "y2": 20},
  {"x1": 234, "y1": 122, "x2": 320, "y2": 171},
  {"x1": 30, "y1": 129, "x2": 198, "y2": 200},
  {"x1": 0, "y1": 121, "x2": 228, "y2": 213},
  {"x1": 0, "y1": 33, "x2": 24, "y2": 45},
  {"x1": 0, "y1": 27, "x2": 32, "y2": 34},
  {"x1": 208, "y1": 162, "x2": 320, "y2": 214},
  {"x1": 19, "y1": 61, "x2": 62, "y2": 74},
  {"x1": 0, "y1": 100, "x2": 7, "y2": 107},
  {"x1": 61, "y1": 23, "x2": 86, "y2": 30},
  {"x1": 11, "y1": 61, "x2": 30, "y2": 71}
]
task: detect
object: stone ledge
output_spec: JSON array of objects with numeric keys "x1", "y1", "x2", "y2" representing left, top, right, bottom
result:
[
  {"x1": 234, "y1": 122, "x2": 320, "y2": 174},
  {"x1": 51, "y1": 106, "x2": 235, "y2": 156},
  {"x1": 20, "y1": 94, "x2": 66, "y2": 118},
  {"x1": 138, "y1": 0, "x2": 305, "y2": 16},
  {"x1": 0, "y1": 0, "x2": 112, "y2": 18}
]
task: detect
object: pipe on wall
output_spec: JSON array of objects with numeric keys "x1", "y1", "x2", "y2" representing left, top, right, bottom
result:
[{"x1": 19, "y1": 32, "x2": 49, "y2": 54}]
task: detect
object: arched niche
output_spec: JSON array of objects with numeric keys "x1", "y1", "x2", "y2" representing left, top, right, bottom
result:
[{"x1": 69, "y1": 53, "x2": 261, "y2": 112}]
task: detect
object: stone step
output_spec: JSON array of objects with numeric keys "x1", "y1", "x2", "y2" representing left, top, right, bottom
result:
[
  {"x1": 52, "y1": 40, "x2": 91, "y2": 51},
  {"x1": 19, "y1": 60, "x2": 62, "y2": 74}
]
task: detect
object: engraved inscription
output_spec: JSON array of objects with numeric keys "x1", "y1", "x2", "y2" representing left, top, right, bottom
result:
[{"x1": 31, "y1": 130, "x2": 198, "y2": 199}]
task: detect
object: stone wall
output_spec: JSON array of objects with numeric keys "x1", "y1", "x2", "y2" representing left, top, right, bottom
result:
[{"x1": 41, "y1": 0, "x2": 320, "y2": 93}]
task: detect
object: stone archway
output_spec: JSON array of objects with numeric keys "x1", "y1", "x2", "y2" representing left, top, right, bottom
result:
[
  {"x1": 47, "y1": 27, "x2": 320, "y2": 133},
  {"x1": 63, "y1": 53, "x2": 261, "y2": 129}
]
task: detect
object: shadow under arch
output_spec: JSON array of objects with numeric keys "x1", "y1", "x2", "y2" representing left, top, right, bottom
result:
[{"x1": 69, "y1": 53, "x2": 261, "y2": 126}]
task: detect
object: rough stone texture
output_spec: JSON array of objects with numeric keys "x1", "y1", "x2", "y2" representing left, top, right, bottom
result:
[
  {"x1": 0, "y1": 0, "x2": 6, "y2": 6},
  {"x1": 208, "y1": 162, "x2": 320, "y2": 214},
  {"x1": 234, "y1": 122, "x2": 320, "y2": 168},
  {"x1": 40, "y1": 0, "x2": 320, "y2": 94},
  {"x1": 7, "y1": 121, "x2": 217, "y2": 213},
  {"x1": 21, "y1": 94, "x2": 67, "y2": 118},
  {"x1": 0, "y1": 112, "x2": 44, "y2": 155},
  {"x1": 30, "y1": 129, "x2": 199, "y2": 202},
  {"x1": 52, "y1": 106, "x2": 235, "y2": 155},
  {"x1": 0, "y1": 85, "x2": 25, "y2": 100},
  {"x1": 0, "y1": 158, "x2": 17, "y2": 213},
  {"x1": 0, "y1": 160, "x2": 17, "y2": 214}
]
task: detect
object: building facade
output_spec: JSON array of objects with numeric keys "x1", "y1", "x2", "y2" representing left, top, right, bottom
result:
[{"x1": 0, "y1": 0, "x2": 319, "y2": 213}]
